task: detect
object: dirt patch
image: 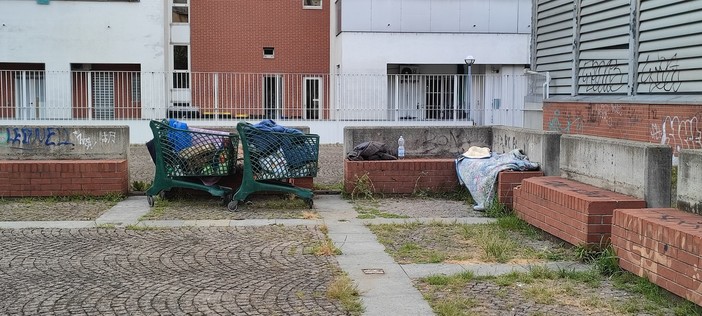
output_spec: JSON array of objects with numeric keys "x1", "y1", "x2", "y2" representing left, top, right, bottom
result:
[
  {"x1": 353, "y1": 197, "x2": 482, "y2": 218},
  {"x1": 0, "y1": 199, "x2": 117, "y2": 221},
  {"x1": 415, "y1": 278, "x2": 658, "y2": 316},
  {"x1": 142, "y1": 194, "x2": 318, "y2": 220}
]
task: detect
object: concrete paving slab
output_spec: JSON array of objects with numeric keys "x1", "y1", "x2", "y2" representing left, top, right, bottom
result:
[
  {"x1": 141, "y1": 220, "x2": 186, "y2": 227},
  {"x1": 95, "y1": 196, "x2": 150, "y2": 226},
  {"x1": 400, "y1": 263, "x2": 468, "y2": 277},
  {"x1": 0, "y1": 221, "x2": 96, "y2": 229}
]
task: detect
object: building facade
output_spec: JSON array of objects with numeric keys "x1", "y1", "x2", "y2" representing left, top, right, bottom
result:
[
  {"x1": 0, "y1": 0, "x2": 166, "y2": 121},
  {"x1": 533, "y1": 0, "x2": 702, "y2": 160},
  {"x1": 331, "y1": 0, "x2": 533, "y2": 126},
  {"x1": 0, "y1": 0, "x2": 534, "y2": 143}
]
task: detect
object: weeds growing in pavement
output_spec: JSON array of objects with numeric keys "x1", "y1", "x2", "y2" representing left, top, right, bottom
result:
[
  {"x1": 302, "y1": 211, "x2": 320, "y2": 219},
  {"x1": 353, "y1": 202, "x2": 408, "y2": 219},
  {"x1": 349, "y1": 173, "x2": 376, "y2": 201},
  {"x1": 314, "y1": 181, "x2": 344, "y2": 192},
  {"x1": 8, "y1": 194, "x2": 125, "y2": 204},
  {"x1": 411, "y1": 186, "x2": 475, "y2": 205},
  {"x1": 259, "y1": 195, "x2": 309, "y2": 209},
  {"x1": 573, "y1": 243, "x2": 620, "y2": 276},
  {"x1": 327, "y1": 273, "x2": 364, "y2": 315},
  {"x1": 308, "y1": 238, "x2": 342, "y2": 256},
  {"x1": 131, "y1": 180, "x2": 151, "y2": 192}
]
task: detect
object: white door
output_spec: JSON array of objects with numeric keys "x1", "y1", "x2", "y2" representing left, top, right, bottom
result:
[
  {"x1": 398, "y1": 75, "x2": 423, "y2": 120},
  {"x1": 303, "y1": 77, "x2": 322, "y2": 120},
  {"x1": 263, "y1": 75, "x2": 282, "y2": 119},
  {"x1": 425, "y1": 75, "x2": 454, "y2": 120},
  {"x1": 14, "y1": 71, "x2": 45, "y2": 119}
]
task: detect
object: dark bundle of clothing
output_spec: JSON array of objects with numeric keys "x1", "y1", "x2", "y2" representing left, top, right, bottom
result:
[{"x1": 347, "y1": 141, "x2": 397, "y2": 161}]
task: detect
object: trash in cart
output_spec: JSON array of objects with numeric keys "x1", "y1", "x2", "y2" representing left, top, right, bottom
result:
[
  {"x1": 145, "y1": 119, "x2": 240, "y2": 210},
  {"x1": 231, "y1": 120, "x2": 320, "y2": 211}
]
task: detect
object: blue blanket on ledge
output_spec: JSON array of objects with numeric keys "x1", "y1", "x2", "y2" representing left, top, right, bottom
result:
[{"x1": 455, "y1": 149, "x2": 540, "y2": 211}]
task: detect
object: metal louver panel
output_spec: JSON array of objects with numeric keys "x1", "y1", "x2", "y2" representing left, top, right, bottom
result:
[
  {"x1": 577, "y1": 0, "x2": 630, "y2": 94},
  {"x1": 637, "y1": 0, "x2": 702, "y2": 94},
  {"x1": 534, "y1": 0, "x2": 574, "y2": 95}
]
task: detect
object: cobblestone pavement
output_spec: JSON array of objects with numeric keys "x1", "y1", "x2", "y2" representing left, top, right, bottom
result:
[{"x1": 0, "y1": 227, "x2": 346, "y2": 315}]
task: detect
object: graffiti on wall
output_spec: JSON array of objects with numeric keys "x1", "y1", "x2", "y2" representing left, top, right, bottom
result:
[
  {"x1": 72, "y1": 130, "x2": 118, "y2": 150},
  {"x1": 650, "y1": 115, "x2": 702, "y2": 154},
  {"x1": 638, "y1": 53, "x2": 681, "y2": 93},
  {"x1": 578, "y1": 59, "x2": 626, "y2": 93},
  {"x1": 547, "y1": 104, "x2": 645, "y2": 135},
  {"x1": 590, "y1": 104, "x2": 642, "y2": 128},
  {"x1": 2, "y1": 127, "x2": 119, "y2": 151},
  {"x1": 577, "y1": 53, "x2": 683, "y2": 94},
  {"x1": 547, "y1": 110, "x2": 584, "y2": 134},
  {"x1": 546, "y1": 104, "x2": 702, "y2": 157},
  {"x1": 3, "y1": 127, "x2": 74, "y2": 147}
]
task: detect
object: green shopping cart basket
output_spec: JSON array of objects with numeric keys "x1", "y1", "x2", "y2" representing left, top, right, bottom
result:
[
  {"x1": 232, "y1": 121, "x2": 319, "y2": 211},
  {"x1": 146, "y1": 120, "x2": 240, "y2": 210}
]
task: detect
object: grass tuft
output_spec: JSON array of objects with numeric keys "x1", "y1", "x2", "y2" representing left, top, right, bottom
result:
[
  {"x1": 350, "y1": 173, "x2": 376, "y2": 201},
  {"x1": 327, "y1": 274, "x2": 364, "y2": 315}
]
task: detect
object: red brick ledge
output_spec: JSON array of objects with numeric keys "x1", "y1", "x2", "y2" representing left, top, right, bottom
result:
[{"x1": 0, "y1": 160, "x2": 129, "y2": 197}]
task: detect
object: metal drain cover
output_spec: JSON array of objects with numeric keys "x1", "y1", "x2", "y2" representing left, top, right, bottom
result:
[{"x1": 362, "y1": 269, "x2": 385, "y2": 274}]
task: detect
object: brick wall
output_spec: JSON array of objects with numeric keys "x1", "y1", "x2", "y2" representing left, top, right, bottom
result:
[
  {"x1": 344, "y1": 159, "x2": 545, "y2": 198},
  {"x1": 497, "y1": 171, "x2": 544, "y2": 209},
  {"x1": 543, "y1": 102, "x2": 702, "y2": 156},
  {"x1": 513, "y1": 176, "x2": 646, "y2": 246},
  {"x1": 612, "y1": 208, "x2": 702, "y2": 306},
  {"x1": 0, "y1": 160, "x2": 129, "y2": 197},
  {"x1": 344, "y1": 159, "x2": 459, "y2": 194},
  {"x1": 190, "y1": 1, "x2": 329, "y2": 118},
  {"x1": 191, "y1": 2, "x2": 329, "y2": 74}
]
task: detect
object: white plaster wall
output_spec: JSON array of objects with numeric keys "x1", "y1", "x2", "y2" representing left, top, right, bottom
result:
[
  {"x1": 0, "y1": 0, "x2": 166, "y2": 72},
  {"x1": 337, "y1": 33, "x2": 530, "y2": 74}
]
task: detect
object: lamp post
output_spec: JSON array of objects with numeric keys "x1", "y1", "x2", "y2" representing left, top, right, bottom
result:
[{"x1": 464, "y1": 55, "x2": 475, "y2": 122}]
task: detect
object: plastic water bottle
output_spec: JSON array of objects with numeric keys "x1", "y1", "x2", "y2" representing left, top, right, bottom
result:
[{"x1": 398, "y1": 136, "x2": 405, "y2": 159}]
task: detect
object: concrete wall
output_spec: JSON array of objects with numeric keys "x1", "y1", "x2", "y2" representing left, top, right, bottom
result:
[
  {"x1": 344, "y1": 126, "x2": 492, "y2": 157},
  {"x1": 336, "y1": 33, "x2": 530, "y2": 74},
  {"x1": 491, "y1": 126, "x2": 560, "y2": 176},
  {"x1": 340, "y1": 0, "x2": 531, "y2": 34},
  {"x1": 677, "y1": 149, "x2": 702, "y2": 214},
  {"x1": 0, "y1": 125, "x2": 129, "y2": 160},
  {"x1": 560, "y1": 134, "x2": 672, "y2": 208}
]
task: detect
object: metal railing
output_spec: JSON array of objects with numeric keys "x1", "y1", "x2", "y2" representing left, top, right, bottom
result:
[{"x1": 0, "y1": 70, "x2": 541, "y2": 126}]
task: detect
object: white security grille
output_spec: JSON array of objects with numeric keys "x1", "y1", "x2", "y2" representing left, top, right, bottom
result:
[{"x1": 93, "y1": 72, "x2": 115, "y2": 119}]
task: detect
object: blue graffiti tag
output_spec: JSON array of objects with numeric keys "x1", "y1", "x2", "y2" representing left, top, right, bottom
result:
[{"x1": 5, "y1": 127, "x2": 74, "y2": 146}]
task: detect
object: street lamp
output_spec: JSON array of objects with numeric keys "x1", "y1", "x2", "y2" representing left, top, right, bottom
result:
[{"x1": 464, "y1": 56, "x2": 475, "y2": 122}]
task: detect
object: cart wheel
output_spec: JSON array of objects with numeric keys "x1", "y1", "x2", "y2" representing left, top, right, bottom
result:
[
  {"x1": 227, "y1": 200, "x2": 239, "y2": 212},
  {"x1": 221, "y1": 193, "x2": 233, "y2": 207},
  {"x1": 306, "y1": 198, "x2": 314, "y2": 209},
  {"x1": 147, "y1": 195, "x2": 155, "y2": 207},
  {"x1": 159, "y1": 190, "x2": 170, "y2": 200}
]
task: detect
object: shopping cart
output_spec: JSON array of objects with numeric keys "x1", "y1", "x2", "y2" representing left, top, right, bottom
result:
[
  {"x1": 146, "y1": 119, "x2": 240, "y2": 210},
  {"x1": 232, "y1": 121, "x2": 319, "y2": 211}
]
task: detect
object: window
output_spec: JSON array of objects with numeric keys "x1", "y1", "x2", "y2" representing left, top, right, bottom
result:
[
  {"x1": 303, "y1": 0, "x2": 321, "y2": 9},
  {"x1": 131, "y1": 73, "x2": 141, "y2": 102},
  {"x1": 173, "y1": 45, "x2": 189, "y2": 88},
  {"x1": 172, "y1": 0, "x2": 188, "y2": 23},
  {"x1": 263, "y1": 47, "x2": 275, "y2": 59}
]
